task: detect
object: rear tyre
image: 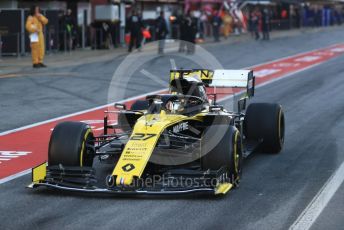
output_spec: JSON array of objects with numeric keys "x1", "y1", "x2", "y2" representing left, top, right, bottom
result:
[
  {"x1": 201, "y1": 125, "x2": 242, "y2": 185},
  {"x1": 244, "y1": 103, "x2": 285, "y2": 153},
  {"x1": 48, "y1": 121, "x2": 95, "y2": 167}
]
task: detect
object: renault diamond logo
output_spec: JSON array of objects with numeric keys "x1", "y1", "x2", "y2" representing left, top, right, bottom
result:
[{"x1": 122, "y1": 163, "x2": 135, "y2": 172}]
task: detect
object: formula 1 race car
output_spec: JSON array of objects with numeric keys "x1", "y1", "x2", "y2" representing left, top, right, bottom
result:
[{"x1": 29, "y1": 69, "x2": 285, "y2": 196}]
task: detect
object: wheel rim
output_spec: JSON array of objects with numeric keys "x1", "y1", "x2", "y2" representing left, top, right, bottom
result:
[
  {"x1": 233, "y1": 131, "x2": 242, "y2": 180},
  {"x1": 80, "y1": 129, "x2": 95, "y2": 167},
  {"x1": 278, "y1": 110, "x2": 285, "y2": 146}
]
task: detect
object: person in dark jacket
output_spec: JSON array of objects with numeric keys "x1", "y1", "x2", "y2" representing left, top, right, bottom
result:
[
  {"x1": 212, "y1": 11, "x2": 222, "y2": 42},
  {"x1": 178, "y1": 14, "x2": 187, "y2": 52},
  {"x1": 156, "y1": 11, "x2": 168, "y2": 54},
  {"x1": 127, "y1": 10, "x2": 144, "y2": 52},
  {"x1": 64, "y1": 9, "x2": 76, "y2": 50},
  {"x1": 262, "y1": 8, "x2": 270, "y2": 40},
  {"x1": 179, "y1": 11, "x2": 197, "y2": 54},
  {"x1": 251, "y1": 8, "x2": 261, "y2": 40}
]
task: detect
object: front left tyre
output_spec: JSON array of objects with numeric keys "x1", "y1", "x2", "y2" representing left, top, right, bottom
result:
[{"x1": 48, "y1": 121, "x2": 95, "y2": 167}]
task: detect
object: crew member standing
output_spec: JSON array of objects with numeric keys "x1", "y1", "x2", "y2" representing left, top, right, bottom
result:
[
  {"x1": 26, "y1": 5, "x2": 48, "y2": 68},
  {"x1": 178, "y1": 14, "x2": 187, "y2": 52},
  {"x1": 222, "y1": 11, "x2": 233, "y2": 39},
  {"x1": 262, "y1": 8, "x2": 270, "y2": 40},
  {"x1": 156, "y1": 11, "x2": 168, "y2": 54},
  {"x1": 251, "y1": 8, "x2": 261, "y2": 40},
  {"x1": 184, "y1": 11, "x2": 197, "y2": 54},
  {"x1": 212, "y1": 11, "x2": 222, "y2": 42},
  {"x1": 64, "y1": 9, "x2": 76, "y2": 50},
  {"x1": 127, "y1": 10, "x2": 144, "y2": 52}
]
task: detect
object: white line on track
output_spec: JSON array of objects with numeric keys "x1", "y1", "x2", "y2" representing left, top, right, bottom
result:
[
  {"x1": 0, "y1": 169, "x2": 31, "y2": 184},
  {"x1": 0, "y1": 45, "x2": 342, "y2": 185},
  {"x1": 170, "y1": 59, "x2": 177, "y2": 70},
  {"x1": 289, "y1": 162, "x2": 344, "y2": 230},
  {"x1": 0, "y1": 88, "x2": 167, "y2": 137},
  {"x1": 248, "y1": 43, "x2": 341, "y2": 69},
  {"x1": 0, "y1": 89, "x2": 165, "y2": 184}
]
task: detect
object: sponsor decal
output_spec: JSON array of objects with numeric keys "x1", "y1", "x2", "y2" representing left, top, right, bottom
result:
[
  {"x1": 122, "y1": 163, "x2": 135, "y2": 172},
  {"x1": 130, "y1": 133, "x2": 157, "y2": 141},
  {"x1": 173, "y1": 122, "x2": 189, "y2": 133}
]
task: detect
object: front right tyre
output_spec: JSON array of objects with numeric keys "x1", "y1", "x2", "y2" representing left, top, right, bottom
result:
[
  {"x1": 48, "y1": 121, "x2": 95, "y2": 167},
  {"x1": 201, "y1": 125, "x2": 243, "y2": 186}
]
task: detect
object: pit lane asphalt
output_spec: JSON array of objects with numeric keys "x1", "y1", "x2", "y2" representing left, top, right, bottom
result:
[{"x1": 1, "y1": 28, "x2": 344, "y2": 230}]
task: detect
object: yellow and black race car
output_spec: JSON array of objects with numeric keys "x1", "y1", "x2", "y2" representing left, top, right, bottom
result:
[{"x1": 29, "y1": 69, "x2": 285, "y2": 196}]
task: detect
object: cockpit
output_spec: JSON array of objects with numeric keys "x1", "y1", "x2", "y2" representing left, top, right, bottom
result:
[{"x1": 142, "y1": 77, "x2": 209, "y2": 116}]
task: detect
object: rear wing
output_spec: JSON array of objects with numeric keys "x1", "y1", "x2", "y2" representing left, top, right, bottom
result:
[{"x1": 170, "y1": 69, "x2": 255, "y2": 98}]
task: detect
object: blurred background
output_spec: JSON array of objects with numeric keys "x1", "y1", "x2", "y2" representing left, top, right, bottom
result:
[{"x1": 0, "y1": 0, "x2": 343, "y2": 56}]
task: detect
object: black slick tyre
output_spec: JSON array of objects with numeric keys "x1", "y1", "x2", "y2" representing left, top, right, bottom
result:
[
  {"x1": 245, "y1": 103, "x2": 285, "y2": 153},
  {"x1": 48, "y1": 121, "x2": 95, "y2": 167}
]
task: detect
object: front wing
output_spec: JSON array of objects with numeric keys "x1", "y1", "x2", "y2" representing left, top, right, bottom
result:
[{"x1": 27, "y1": 163, "x2": 233, "y2": 196}]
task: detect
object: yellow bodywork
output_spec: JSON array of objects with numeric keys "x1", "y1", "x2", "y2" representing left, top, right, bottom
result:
[
  {"x1": 170, "y1": 69, "x2": 214, "y2": 83},
  {"x1": 32, "y1": 163, "x2": 47, "y2": 183},
  {"x1": 29, "y1": 109, "x2": 235, "y2": 195},
  {"x1": 215, "y1": 183, "x2": 233, "y2": 195},
  {"x1": 112, "y1": 110, "x2": 201, "y2": 186}
]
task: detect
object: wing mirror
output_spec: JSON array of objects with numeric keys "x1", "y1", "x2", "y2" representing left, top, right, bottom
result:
[
  {"x1": 237, "y1": 98, "x2": 246, "y2": 112},
  {"x1": 114, "y1": 103, "x2": 126, "y2": 110}
]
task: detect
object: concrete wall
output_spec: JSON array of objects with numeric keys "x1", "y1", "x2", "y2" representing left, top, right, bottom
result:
[
  {"x1": 78, "y1": 2, "x2": 92, "y2": 25},
  {"x1": 18, "y1": 1, "x2": 67, "y2": 10},
  {"x1": 0, "y1": 0, "x2": 18, "y2": 9}
]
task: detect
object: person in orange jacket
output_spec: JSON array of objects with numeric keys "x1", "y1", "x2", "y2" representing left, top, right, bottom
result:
[{"x1": 25, "y1": 5, "x2": 48, "y2": 68}]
